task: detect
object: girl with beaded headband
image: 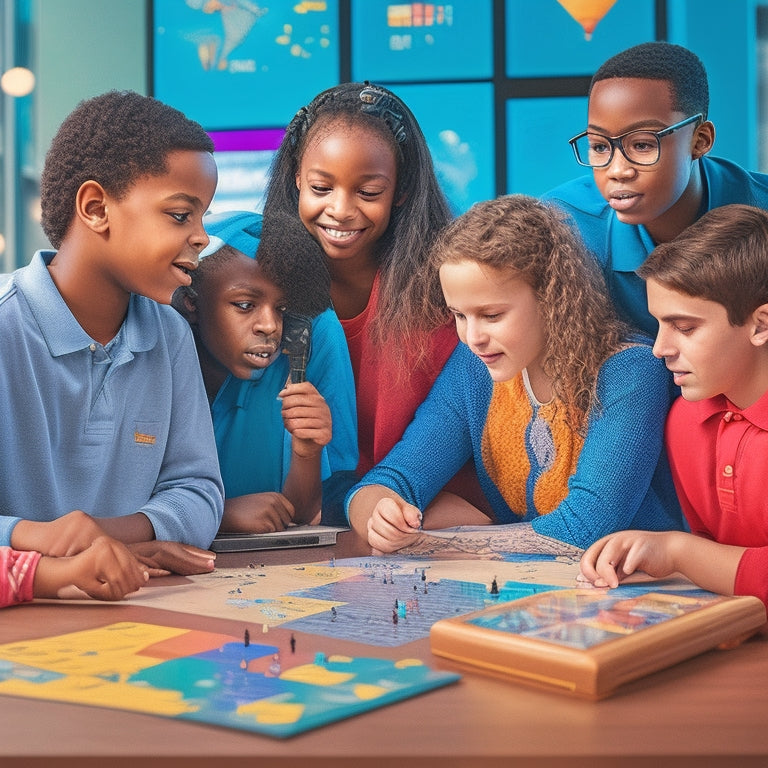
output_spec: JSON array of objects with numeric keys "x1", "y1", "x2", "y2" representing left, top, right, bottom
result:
[
  {"x1": 347, "y1": 195, "x2": 685, "y2": 555},
  {"x1": 264, "y1": 82, "x2": 488, "y2": 511}
]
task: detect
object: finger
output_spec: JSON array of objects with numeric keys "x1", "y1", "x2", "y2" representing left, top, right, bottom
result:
[
  {"x1": 370, "y1": 509, "x2": 408, "y2": 540},
  {"x1": 402, "y1": 505, "x2": 423, "y2": 530},
  {"x1": 145, "y1": 567, "x2": 171, "y2": 577},
  {"x1": 618, "y1": 548, "x2": 641, "y2": 580},
  {"x1": 168, "y1": 554, "x2": 216, "y2": 576},
  {"x1": 578, "y1": 543, "x2": 603, "y2": 582},
  {"x1": 594, "y1": 552, "x2": 622, "y2": 589},
  {"x1": 367, "y1": 529, "x2": 398, "y2": 554},
  {"x1": 175, "y1": 544, "x2": 218, "y2": 560},
  {"x1": 377, "y1": 499, "x2": 414, "y2": 532},
  {"x1": 87, "y1": 578, "x2": 125, "y2": 602}
]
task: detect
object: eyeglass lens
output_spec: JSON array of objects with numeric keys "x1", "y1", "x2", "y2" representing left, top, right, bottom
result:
[{"x1": 573, "y1": 131, "x2": 660, "y2": 167}]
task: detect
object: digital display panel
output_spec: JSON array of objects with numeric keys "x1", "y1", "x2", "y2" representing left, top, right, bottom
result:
[
  {"x1": 352, "y1": 1, "x2": 493, "y2": 82},
  {"x1": 207, "y1": 128, "x2": 284, "y2": 213},
  {"x1": 153, "y1": 0, "x2": 339, "y2": 129}
]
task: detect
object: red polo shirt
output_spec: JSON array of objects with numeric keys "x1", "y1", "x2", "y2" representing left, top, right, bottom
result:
[{"x1": 666, "y1": 391, "x2": 768, "y2": 607}]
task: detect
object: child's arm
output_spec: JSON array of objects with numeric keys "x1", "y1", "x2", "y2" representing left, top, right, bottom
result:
[
  {"x1": 579, "y1": 530, "x2": 745, "y2": 595},
  {"x1": 348, "y1": 485, "x2": 424, "y2": 554},
  {"x1": 10, "y1": 510, "x2": 108, "y2": 557},
  {"x1": 33, "y1": 536, "x2": 149, "y2": 601},
  {"x1": 11, "y1": 511, "x2": 215, "y2": 576},
  {"x1": 280, "y1": 380, "x2": 332, "y2": 524},
  {"x1": 220, "y1": 493, "x2": 295, "y2": 534},
  {"x1": 134, "y1": 319, "x2": 224, "y2": 550},
  {"x1": 126, "y1": 540, "x2": 216, "y2": 576},
  {"x1": 531, "y1": 345, "x2": 681, "y2": 548}
]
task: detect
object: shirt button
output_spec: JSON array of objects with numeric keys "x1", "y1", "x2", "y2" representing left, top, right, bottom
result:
[
  {"x1": 89, "y1": 343, "x2": 97, "y2": 352},
  {"x1": 732, "y1": 413, "x2": 743, "y2": 421},
  {"x1": 723, "y1": 411, "x2": 733, "y2": 422},
  {"x1": 722, "y1": 465, "x2": 734, "y2": 477}
]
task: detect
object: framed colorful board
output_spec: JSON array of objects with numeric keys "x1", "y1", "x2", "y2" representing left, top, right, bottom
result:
[{"x1": 430, "y1": 585, "x2": 766, "y2": 700}]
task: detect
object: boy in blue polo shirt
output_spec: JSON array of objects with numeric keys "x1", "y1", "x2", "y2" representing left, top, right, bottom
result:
[
  {"x1": 174, "y1": 210, "x2": 358, "y2": 530},
  {"x1": 0, "y1": 91, "x2": 224, "y2": 575},
  {"x1": 544, "y1": 41, "x2": 768, "y2": 337}
]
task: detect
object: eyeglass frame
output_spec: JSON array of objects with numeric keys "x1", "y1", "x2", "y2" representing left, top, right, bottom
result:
[{"x1": 568, "y1": 113, "x2": 704, "y2": 168}]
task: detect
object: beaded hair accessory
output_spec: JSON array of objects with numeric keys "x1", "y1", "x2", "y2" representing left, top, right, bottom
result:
[
  {"x1": 359, "y1": 85, "x2": 408, "y2": 144},
  {"x1": 286, "y1": 84, "x2": 408, "y2": 148}
]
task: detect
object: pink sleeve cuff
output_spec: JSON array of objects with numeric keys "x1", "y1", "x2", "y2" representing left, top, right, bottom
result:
[{"x1": 0, "y1": 547, "x2": 42, "y2": 607}]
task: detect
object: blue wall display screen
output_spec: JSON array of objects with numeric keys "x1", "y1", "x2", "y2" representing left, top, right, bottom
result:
[
  {"x1": 151, "y1": 1, "x2": 665, "y2": 208},
  {"x1": 351, "y1": 1, "x2": 493, "y2": 82},
  {"x1": 393, "y1": 82, "x2": 495, "y2": 214},
  {"x1": 153, "y1": 0, "x2": 339, "y2": 129},
  {"x1": 207, "y1": 128, "x2": 284, "y2": 214}
]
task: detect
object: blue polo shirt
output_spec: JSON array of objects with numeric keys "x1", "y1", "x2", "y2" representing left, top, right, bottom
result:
[
  {"x1": 0, "y1": 251, "x2": 224, "y2": 548},
  {"x1": 211, "y1": 308, "x2": 359, "y2": 526},
  {"x1": 543, "y1": 156, "x2": 768, "y2": 336}
]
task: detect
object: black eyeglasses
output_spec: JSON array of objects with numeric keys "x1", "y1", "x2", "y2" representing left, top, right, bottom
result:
[{"x1": 569, "y1": 113, "x2": 704, "y2": 168}]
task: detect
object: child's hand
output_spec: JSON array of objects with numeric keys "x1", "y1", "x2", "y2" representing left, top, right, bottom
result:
[
  {"x1": 127, "y1": 540, "x2": 216, "y2": 576},
  {"x1": 35, "y1": 536, "x2": 149, "y2": 601},
  {"x1": 367, "y1": 497, "x2": 423, "y2": 555},
  {"x1": 221, "y1": 492, "x2": 296, "y2": 533},
  {"x1": 11, "y1": 510, "x2": 106, "y2": 558},
  {"x1": 279, "y1": 381, "x2": 332, "y2": 458},
  {"x1": 579, "y1": 530, "x2": 678, "y2": 588}
]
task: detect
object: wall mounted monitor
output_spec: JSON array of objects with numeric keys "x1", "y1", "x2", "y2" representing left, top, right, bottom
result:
[
  {"x1": 207, "y1": 128, "x2": 285, "y2": 214},
  {"x1": 393, "y1": 81, "x2": 495, "y2": 214},
  {"x1": 505, "y1": 0, "x2": 656, "y2": 78},
  {"x1": 352, "y1": 1, "x2": 493, "y2": 82},
  {"x1": 153, "y1": 0, "x2": 339, "y2": 128}
]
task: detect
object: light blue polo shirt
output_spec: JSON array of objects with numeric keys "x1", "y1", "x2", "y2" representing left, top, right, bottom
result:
[{"x1": 0, "y1": 251, "x2": 224, "y2": 548}]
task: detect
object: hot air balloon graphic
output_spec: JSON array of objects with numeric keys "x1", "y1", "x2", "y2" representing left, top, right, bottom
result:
[{"x1": 556, "y1": 0, "x2": 618, "y2": 40}]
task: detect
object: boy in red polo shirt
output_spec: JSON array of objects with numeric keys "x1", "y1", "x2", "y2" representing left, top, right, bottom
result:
[{"x1": 580, "y1": 204, "x2": 768, "y2": 610}]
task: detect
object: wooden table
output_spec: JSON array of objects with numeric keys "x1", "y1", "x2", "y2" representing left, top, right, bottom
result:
[{"x1": 2, "y1": 531, "x2": 767, "y2": 768}]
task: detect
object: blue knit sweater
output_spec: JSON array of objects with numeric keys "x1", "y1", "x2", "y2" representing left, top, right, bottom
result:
[{"x1": 347, "y1": 342, "x2": 683, "y2": 549}]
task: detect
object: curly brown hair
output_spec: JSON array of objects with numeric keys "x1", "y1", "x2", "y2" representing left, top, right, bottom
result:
[
  {"x1": 431, "y1": 195, "x2": 629, "y2": 430},
  {"x1": 40, "y1": 90, "x2": 214, "y2": 249}
]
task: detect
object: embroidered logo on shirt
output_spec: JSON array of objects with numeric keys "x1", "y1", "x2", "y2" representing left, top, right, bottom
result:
[{"x1": 134, "y1": 431, "x2": 156, "y2": 445}]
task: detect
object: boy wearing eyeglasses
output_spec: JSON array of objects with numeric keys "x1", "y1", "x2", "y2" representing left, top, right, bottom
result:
[{"x1": 544, "y1": 41, "x2": 768, "y2": 337}]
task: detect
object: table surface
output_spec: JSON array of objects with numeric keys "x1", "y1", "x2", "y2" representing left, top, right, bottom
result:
[{"x1": 2, "y1": 531, "x2": 767, "y2": 768}]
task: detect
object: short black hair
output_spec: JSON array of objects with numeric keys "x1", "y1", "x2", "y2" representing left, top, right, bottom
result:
[
  {"x1": 40, "y1": 90, "x2": 214, "y2": 249},
  {"x1": 591, "y1": 41, "x2": 709, "y2": 119}
]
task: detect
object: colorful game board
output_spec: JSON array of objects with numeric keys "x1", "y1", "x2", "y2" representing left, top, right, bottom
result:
[
  {"x1": 0, "y1": 622, "x2": 459, "y2": 738},
  {"x1": 128, "y1": 554, "x2": 587, "y2": 647},
  {"x1": 430, "y1": 586, "x2": 766, "y2": 699},
  {"x1": 123, "y1": 554, "x2": 714, "y2": 648}
]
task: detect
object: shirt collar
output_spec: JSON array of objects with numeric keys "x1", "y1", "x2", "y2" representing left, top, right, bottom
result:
[
  {"x1": 608, "y1": 158, "x2": 713, "y2": 273},
  {"x1": 17, "y1": 250, "x2": 158, "y2": 357},
  {"x1": 693, "y1": 389, "x2": 768, "y2": 431}
]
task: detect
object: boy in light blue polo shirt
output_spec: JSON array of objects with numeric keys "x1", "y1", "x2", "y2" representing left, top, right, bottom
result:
[{"x1": 0, "y1": 91, "x2": 224, "y2": 575}]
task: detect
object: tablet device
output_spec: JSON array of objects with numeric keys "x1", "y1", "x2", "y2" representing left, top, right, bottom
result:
[{"x1": 210, "y1": 525, "x2": 347, "y2": 553}]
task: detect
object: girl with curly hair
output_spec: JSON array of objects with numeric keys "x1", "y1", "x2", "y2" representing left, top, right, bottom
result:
[{"x1": 347, "y1": 195, "x2": 684, "y2": 555}]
